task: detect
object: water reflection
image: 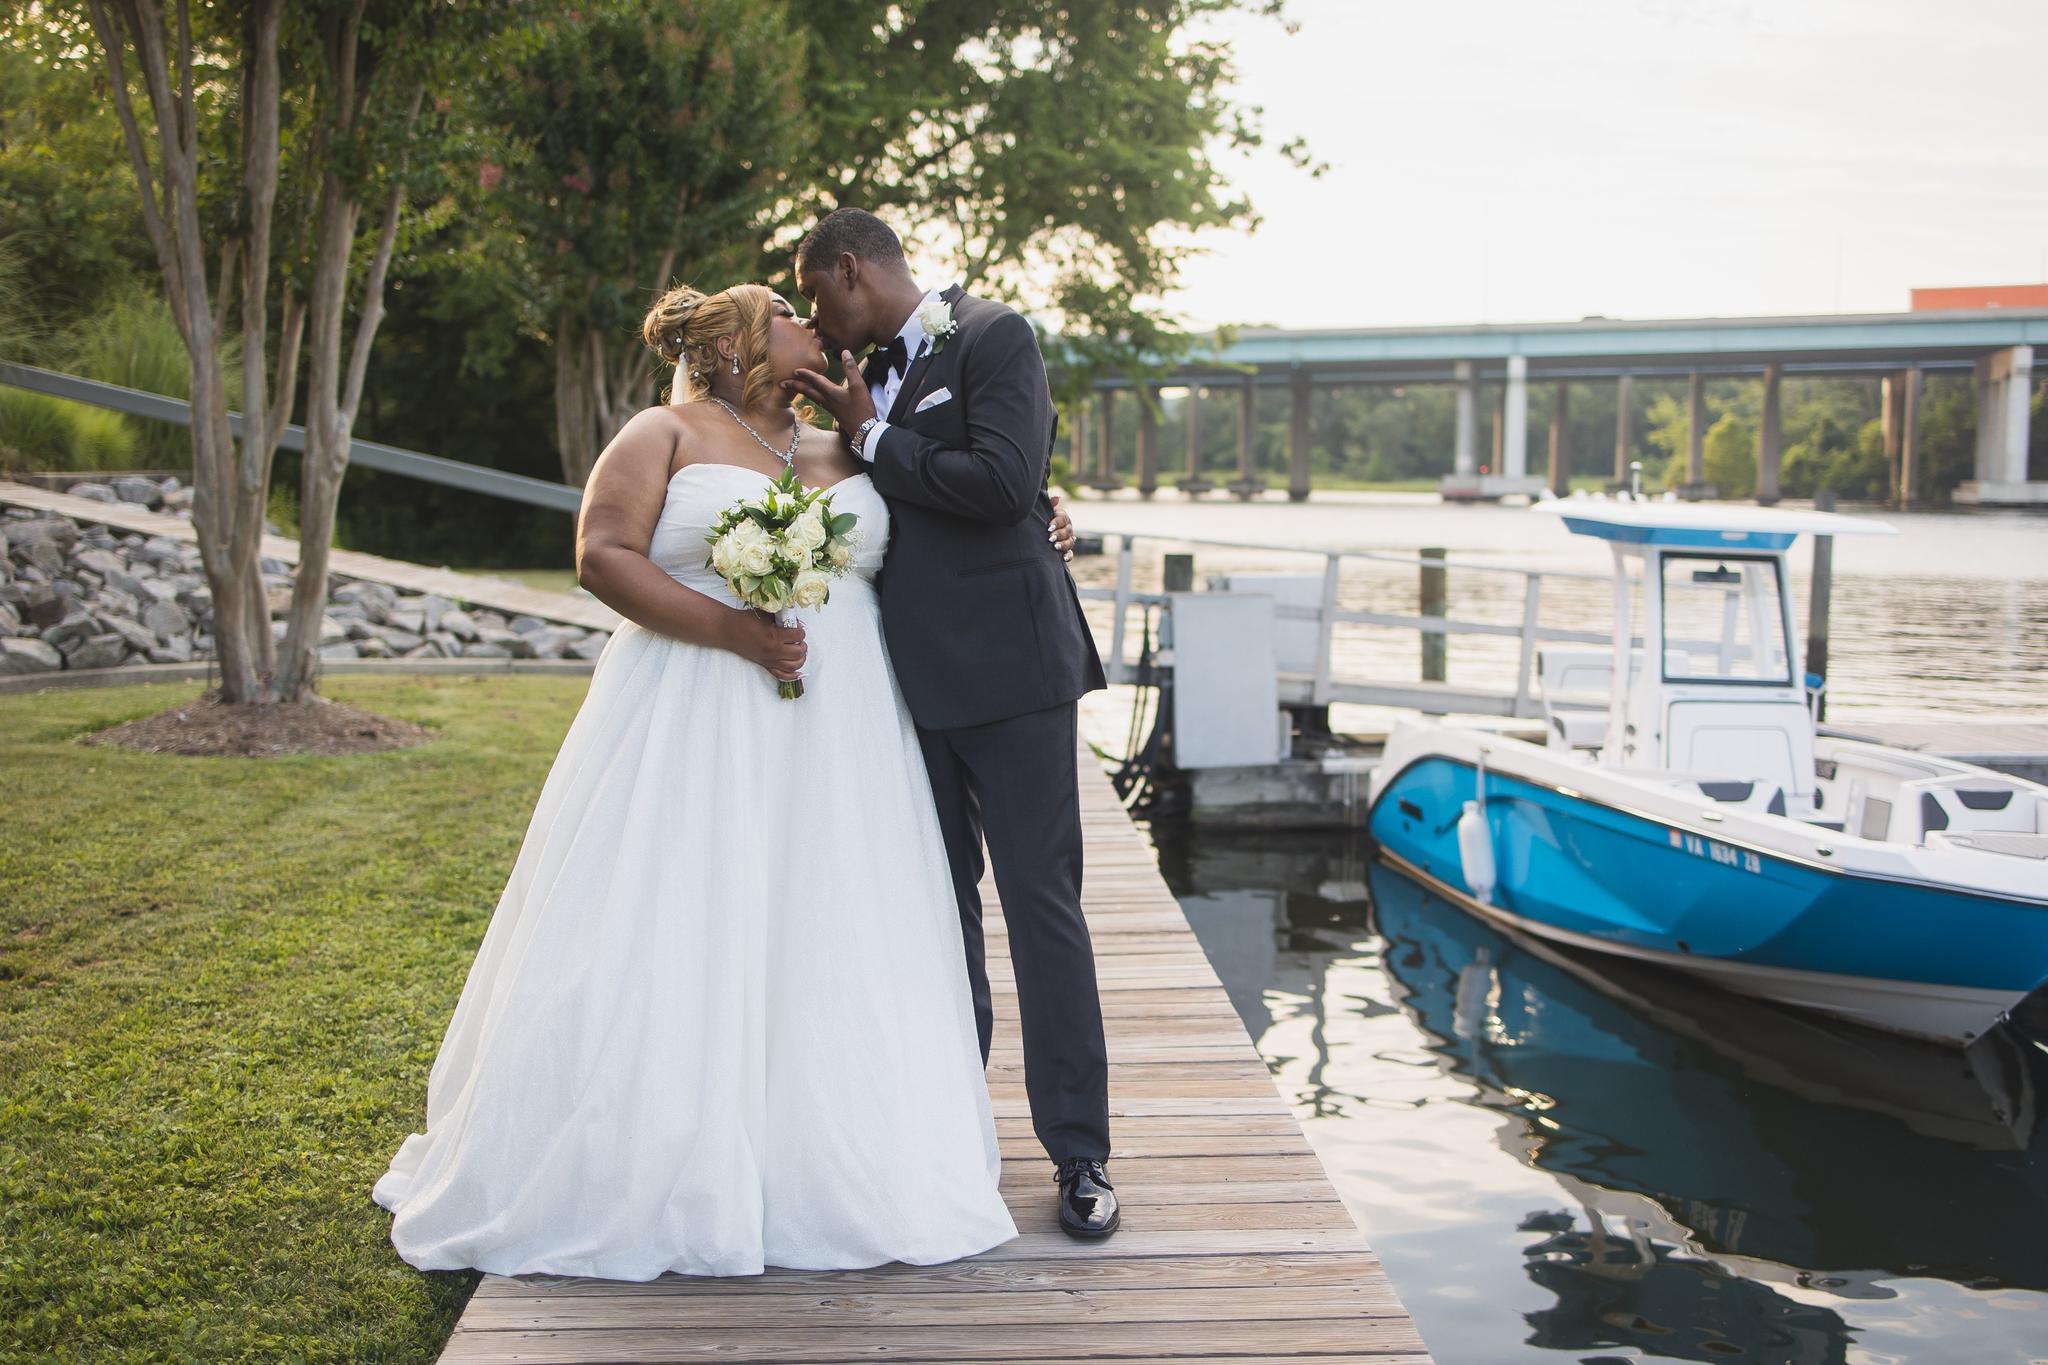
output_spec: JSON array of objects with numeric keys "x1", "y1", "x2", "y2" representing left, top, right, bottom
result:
[{"x1": 1150, "y1": 822, "x2": 2048, "y2": 1363}]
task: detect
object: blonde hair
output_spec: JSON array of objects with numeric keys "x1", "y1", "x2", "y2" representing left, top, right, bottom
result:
[{"x1": 641, "y1": 282, "x2": 779, "y2": 407}]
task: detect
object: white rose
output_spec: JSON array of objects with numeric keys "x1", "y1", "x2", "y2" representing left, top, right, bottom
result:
[
  {"x1": 710, "y1": 532, "x2": 739, "y2": 576},
  {"x1": 790, "y1": 568, "x2": 831, "y2": 609},
  {"x1": 914, "y1": 299, "x2": 957, "y2": 339},
  {"x1": 786, "y1": 510, "x2": 828, "y2": 553},
  {"x1": 737, "y1": 540, "x2": 775, "y2": 577},
  {"x1": 827, "y1": 539, "x2": 854, "y2": 570}
]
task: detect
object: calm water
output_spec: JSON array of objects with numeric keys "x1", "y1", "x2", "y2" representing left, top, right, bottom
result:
[
  {"x1": 1152, "y1": 826, "x2": 2048, "y2": 1365},
  {"x1": 1068, "y1": 494, "x2": 2048, "y2": 1362}
]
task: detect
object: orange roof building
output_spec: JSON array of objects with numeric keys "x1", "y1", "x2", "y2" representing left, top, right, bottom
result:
[{"x1": 1910, "y1": 283, "x2": 2048, "y2": 311}]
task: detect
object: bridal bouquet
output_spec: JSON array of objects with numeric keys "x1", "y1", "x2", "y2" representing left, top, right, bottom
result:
[{"x1": 705, "y1": 469, "x2": 860, "y2": 699}]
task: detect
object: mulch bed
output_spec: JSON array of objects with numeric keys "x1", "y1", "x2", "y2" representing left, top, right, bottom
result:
[{"x1": 83, "y1": 688, "x2": 436, "y2": 758}]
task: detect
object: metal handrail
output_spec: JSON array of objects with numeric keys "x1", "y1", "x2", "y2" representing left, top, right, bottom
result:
[
  {"x1": 1080, "y1": 532, "x2": 1622, "y2": 718},
  {"x1": 0, "y1": 362, "x2": 582, "y2": 512}
]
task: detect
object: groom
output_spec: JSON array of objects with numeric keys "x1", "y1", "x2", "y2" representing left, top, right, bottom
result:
[{"x1": 788, "y1": 208, "x2": 1117, "y2": 1238}]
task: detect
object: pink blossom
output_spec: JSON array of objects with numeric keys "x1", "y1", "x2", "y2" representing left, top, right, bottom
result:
[{"x1": 478, "y1": 160, "x2": 504, "y2": 191}]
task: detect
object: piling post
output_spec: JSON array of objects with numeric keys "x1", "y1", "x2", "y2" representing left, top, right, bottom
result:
[
  {"x1": 1420, "y1": 547, "x2": 1447, "y2": 682},
  {"x1": 1686, "y1": 371, "x2": 1706, "y2": 490},
  {"x1": 1900, "y1": 367, "x2": 1923, "y2": 510},
  {"x1": 1806, "y1": 490, "x2": 1835, "y2": 722},
  {"x1": 1613, "y1": 374, "x2": 1633, "y2": 486},
  {"x1": 1548, "y1": 382, "x2": 1571, "y2": 496},
  {"x1": 1288, "y1": 372, "x2": 1313, "y2": 502},
  {"x1": 1136, "y1": 385, "x2": 1159, "y2": 499},
  {"x1": 1182, "y1": 384, "x2": 1211, "y2": 496}
]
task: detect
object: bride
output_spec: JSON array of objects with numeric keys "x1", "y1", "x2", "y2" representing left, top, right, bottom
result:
[{"x1": 371, "y1": 282, "x2": 1077, "y2": 1279}]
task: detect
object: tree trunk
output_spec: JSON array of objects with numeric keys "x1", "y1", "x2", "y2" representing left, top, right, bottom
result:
[{"x1": 554, "y1": 319, "x2": 658, "y2": 485}]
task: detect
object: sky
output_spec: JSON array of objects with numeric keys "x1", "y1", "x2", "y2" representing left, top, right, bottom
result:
[{"x1": 1167, "y1": 0, "x2": 2048, "y2": 331}]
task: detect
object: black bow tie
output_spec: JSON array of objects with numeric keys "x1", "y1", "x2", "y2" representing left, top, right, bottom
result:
[{"x1": 864, "y1": 335, "x2": 910, "y2": 389}]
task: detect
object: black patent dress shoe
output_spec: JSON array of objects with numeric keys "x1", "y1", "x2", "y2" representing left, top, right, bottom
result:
[{"x1": 1055, "y1": 1157, "x2": 1119, "y2": 1238}]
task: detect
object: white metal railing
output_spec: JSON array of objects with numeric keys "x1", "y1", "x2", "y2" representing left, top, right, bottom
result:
[{"x1": 1079, "y1": 532, "x2": 1621, "y2": 719}]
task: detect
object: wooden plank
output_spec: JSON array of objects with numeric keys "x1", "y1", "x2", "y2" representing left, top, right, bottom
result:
[{"x1": 434, "y1": 746, "x2": 1429, "y2": 1363}]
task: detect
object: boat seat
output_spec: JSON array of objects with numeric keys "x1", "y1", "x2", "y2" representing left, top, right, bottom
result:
[
  {"x1": 1894, "y1": 774, "x2": 2045, "y2": 845},
  {"x1": 1664, "y1": 697, "x2": 1815, "y2": 801},
  {"x1": 1537, "y1": 647, "x2": 1615, "y2": 751},
  {"x1": 1928, "y1": 831, "x2": 2048, "y2": 859},
  {"x1": 1695, "y1": 780, "x2": 1788, "y2": 815}
]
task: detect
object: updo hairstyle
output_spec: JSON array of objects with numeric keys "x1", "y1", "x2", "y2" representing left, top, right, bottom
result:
[{"x1": 641, "y1": 282, "x2": 778, "y2": 408}]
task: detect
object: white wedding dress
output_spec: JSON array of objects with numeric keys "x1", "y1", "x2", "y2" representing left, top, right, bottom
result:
[{"x1": 372, "y1": 463, "x2": 1018, "y2": 1279}]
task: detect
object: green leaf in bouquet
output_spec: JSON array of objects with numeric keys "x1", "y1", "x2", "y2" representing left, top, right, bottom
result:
[{"x1": 828, "y1": 512, "x2": 859, "y2": 537}]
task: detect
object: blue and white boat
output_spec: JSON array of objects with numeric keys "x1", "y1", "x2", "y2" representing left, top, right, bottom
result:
[{"x1": 1366, "y1": 499, "x2": 2048, "y2": 1045}]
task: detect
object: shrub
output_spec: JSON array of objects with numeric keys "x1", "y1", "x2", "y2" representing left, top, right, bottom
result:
[
  {"x1": 1702, "y1": 413, "x2": 1756, "y2": 498},
  {"x1": 62, "y1": 289, "x2": 228, "y2": 471},
  {"x1": 0, "y1": 386, "x2": 141, "y2": 472}
]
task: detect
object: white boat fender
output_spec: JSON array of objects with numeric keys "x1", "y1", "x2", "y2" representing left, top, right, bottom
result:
[{"x1": 1459, "y1": 750, "x2": 1497, "y2": 906}]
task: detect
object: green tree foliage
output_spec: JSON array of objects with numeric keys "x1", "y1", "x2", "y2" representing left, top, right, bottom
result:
[
  {"x1": 471, "y1": 0, "x2": 808, "y2": 484},
  {"x1": 1702, "y1": 412, "x2": 1756, "y2": 498}
]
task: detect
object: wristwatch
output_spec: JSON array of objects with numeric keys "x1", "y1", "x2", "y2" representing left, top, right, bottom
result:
[{"x1": 850, "y1": 416, "x2": 881, "y2": 456}]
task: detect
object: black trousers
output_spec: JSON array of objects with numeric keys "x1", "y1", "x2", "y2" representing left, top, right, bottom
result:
[{"x1": 918, "y1": 700, "x2": 1111, "y2": 1163}]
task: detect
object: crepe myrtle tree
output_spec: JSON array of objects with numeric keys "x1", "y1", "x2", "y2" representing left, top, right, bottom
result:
[
  {"x1": 74, "y1": 0, "x2": 511, "y2": 702},
  {"x1": 470, "y1": 0, "x2": 808, "y2": 486}
]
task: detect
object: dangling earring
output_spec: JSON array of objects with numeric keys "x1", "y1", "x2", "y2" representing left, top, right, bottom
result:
[{"x1": 730, "y1": 356, "x2": 740, "y2": 375}]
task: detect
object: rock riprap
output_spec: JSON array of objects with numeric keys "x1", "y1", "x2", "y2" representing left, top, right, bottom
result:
[{"x1": 0, "y1": 476, "x2": 610, "y2": 675}]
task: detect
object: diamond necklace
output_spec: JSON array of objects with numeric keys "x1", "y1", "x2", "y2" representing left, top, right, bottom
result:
[{"x1": 708, "y1": 396, "x2": 801, "y2": 468}]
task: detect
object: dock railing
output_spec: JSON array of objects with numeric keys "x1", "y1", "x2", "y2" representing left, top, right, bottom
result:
[{"x1": 1081, "y1": 532, "x2": 1618, "y2": 719}]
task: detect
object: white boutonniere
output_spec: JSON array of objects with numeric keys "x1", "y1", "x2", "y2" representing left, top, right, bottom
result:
[{"x1": 915, "y1": 298, "x2": 959, "y2": 355}]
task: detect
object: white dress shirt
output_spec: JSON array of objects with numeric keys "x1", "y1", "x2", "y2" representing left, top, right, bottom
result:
[{"x1": 860, "y1": 285, "x2": 951, "y2": 463}]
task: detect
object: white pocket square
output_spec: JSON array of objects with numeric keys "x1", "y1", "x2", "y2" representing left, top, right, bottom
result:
[{"x1": 914, "y1": 386, "x2": 953, "y2": 414}]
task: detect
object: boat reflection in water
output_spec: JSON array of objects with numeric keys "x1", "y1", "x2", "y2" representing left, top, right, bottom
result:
[{"x1": 1152, "y1": 826, "x2": 2048, "y2": 1363}]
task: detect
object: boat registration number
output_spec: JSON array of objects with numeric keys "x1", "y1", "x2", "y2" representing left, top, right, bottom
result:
[{"x1": 1670, "y1": 828, "x2": 1764, "y2": 873}]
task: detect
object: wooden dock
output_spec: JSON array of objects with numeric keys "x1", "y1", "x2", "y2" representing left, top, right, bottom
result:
[{"x1": 435, "y1": 750, "x2": 1430, "y2": 1364}]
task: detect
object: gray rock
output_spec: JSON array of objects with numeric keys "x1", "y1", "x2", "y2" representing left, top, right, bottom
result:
[
  {"x1": 92, "y1": 587, "x2": 140, "y2": 620},
  {"x1": 347, "y1": 620, "x2": 424, "y2": 652},
  {"x1": 9, "y1": 517, "x2": 79, "y2": 552},
  {"x1": 333, "y1": 580, "x2": 397, "y2": 622},
  {"x1": 318, "y1": 641, "x2": 360, "y2": 660},
  {"x1": 353, "y1": 634, "x2": 394, "y2": 659},
  {"x1": 143, "y1": 599, "x2": 191, "y2": 644},
  {"x1": 469, "y1": 624, "x2": 534, "y2": 658},
  {"x1": 426, "y1": 631, "x2": 464, "y2": 657},
  {"x1": 319, "y1": 615, "x2": 351, "y2": 646},
  {"x1": 386, "y1": 609, "x2": 426, "y2": 636},
  {"x1": 133, "y1": 578, "x2": 179, "y2": 604},
  {"x1": 14, "y1": 538, "x2": 64, "y2": 577},
  {"x1": 569, "y1": 631, "x2": 610, "y2": 661},
  {"x1": 73, "y1": 548, "x2": 126, "y2": 577},
  {"x1": 460, "y1": 641, "x2": 512, "y2": 659},
  {"x1": 416, "y1": 595, "x2": 457, "y2": 633},
  {"x1": 146, "y1": 637, "x2": 194, "y2": 663},
  {"x1": 99, "y1": 615, "x2": 159, "y2": 654},
  {"x1": 259, "y1": 556, "x2": 289, "y2": 576},
  {"x1": 0, "y1": 637, "x2": 63, "y2": 674},
  {"x1": 471, "y1": 610, "x2": 509, "y2": 631},
  {"x1": 128, "y1": 537, "x2": 184, "y2": 570},
  {"x1": 523, "y1": 626, "x2": 583, "y2": 660},
  {"x1": 507, "y1": 615, "x2": 547, "y2": 635},
  {"x1": 402, "y1": 640, "x2": 448, "y2": 659},
  {"x1": 66, "y1": 482, "x2": 118, "y2": 503},
  {"x1": 67, "y1": 634, "x2": 128, "y2": 670},
  {"x1": 162, "y1": 486, "x2": 195, "y2": 513},
  {"x1": 0, "y1": 601, "x2": 18, "y2": 635},
  {"x1": 266, "y1": 586, "x2": 294, "y2": 617},
  {"x1": 110, "y1": 476, "x2": 164, "y2": 509},
  {"x1": 436, "y1": 608, "x2": 480, "y2": 641},
  {"x1": 105, "y1": 568, "x2": 154, "y2": 601},
  {"x1": 42, "y1": 612, "x2": 100, "y2": 651},
  {"x1": 15, "y1": 584, "x2": 65, "y2": 627}
]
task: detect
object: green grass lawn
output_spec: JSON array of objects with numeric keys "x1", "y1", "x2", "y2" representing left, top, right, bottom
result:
[
  {"x1": 477, "y1": 568, "x2": 579, "y2": 595},
  {"x1": 0, "y1": 675, "x2": 594, "y2": 1363}
]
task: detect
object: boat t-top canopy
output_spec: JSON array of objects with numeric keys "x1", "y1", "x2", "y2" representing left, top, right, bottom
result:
[{"x1": 1530, "y1": 497, "x2": 1897, "y2": 550}]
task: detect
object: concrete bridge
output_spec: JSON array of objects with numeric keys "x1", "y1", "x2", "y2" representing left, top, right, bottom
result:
[{"x1": 1070, "y1": 308, "x2": 2047, "y2": 507}]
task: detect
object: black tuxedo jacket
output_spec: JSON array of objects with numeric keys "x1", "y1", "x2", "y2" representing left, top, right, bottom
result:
[{"x1": 868, "y1": 286, "x2": 1107, "y2": 731}]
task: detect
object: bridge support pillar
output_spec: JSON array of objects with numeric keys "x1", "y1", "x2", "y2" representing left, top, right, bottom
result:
[
  {"x1": 1881, "y1": 370, "x2": 1904, "y2": 504},
  {"x1": 1684, "y1": 371, "x2": 1707, "y2": 495},
  {"x1": 1503, "y1": 355, "x2": 1528, "y2": 479},
  {"x1": 1900, "y1": 367, "x2": 1923, "y2": 510},
  {"x1": 1288, "y1": 372, "x2": 1312, "y2": 502},
  {"x1": 1960, "y1": 345, "x2": 2045, "y2": 505},
  {"x1": 1757, "y1": 364, "x2": 1783, "y2": 505},
  {"x1": 1547, "y1": 381, "x2": 1571, "y2": 496},
  {"x1": 1181, "y1": 384, "x2": 1212, "y2": 496},
  {"x1": 1136, "y1": 385, "x2": 1159, "y2": 499},
  {"x1": 1453, "y1": 360, "x2": 1478, "y2": 477},
  {"x1": 1613, "y1": 374, "x2": 1633, "y2": 486},
  {"x1": 1090, "y1": 389, "x2": 1122, "y2": 492},
  {"x1": 1229, "y1": 380, "x2": 1264, "y2": 499}
]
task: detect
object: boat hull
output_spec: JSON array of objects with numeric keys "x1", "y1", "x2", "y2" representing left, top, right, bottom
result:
[{"x1": 1367, "y1": 746, "x2": 2048, "y2": 1044}]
